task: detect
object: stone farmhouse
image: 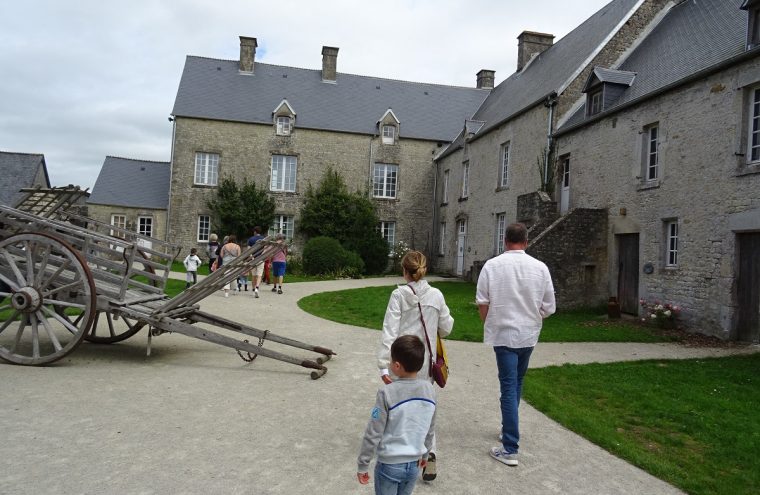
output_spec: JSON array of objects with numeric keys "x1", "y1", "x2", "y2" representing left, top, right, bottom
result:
[
  {"x1": 0, "y1": 151, "x2": 51, "y2": 207},
  {"x1": 167, "y1": 40, "x2": 489, "y2": 254},
  {"x1": 87, "y1": 156, "x2": 171, "y2": 244},
  {"x1": 433, "y1": 0, "x2": 759, "y2": 340}
]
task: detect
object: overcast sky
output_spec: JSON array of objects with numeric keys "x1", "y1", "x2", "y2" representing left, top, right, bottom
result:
[{"x1": 0, "y1": 0, "x2": 611, "y2": 190}]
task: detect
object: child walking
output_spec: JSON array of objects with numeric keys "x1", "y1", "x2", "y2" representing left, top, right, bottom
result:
[
  {"x1": 357, "y1": 335, "x2": 437, "y2": 495},
  {"x1": 271, "y1": 233, "x2": 287, "y2": 294},
  {"x1": 183, "y1": 248, "x2": 202, "y2": 288}
]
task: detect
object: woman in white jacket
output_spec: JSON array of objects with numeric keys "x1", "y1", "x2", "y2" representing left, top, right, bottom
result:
[{"x1": 378, "y1": 250, "x2": 454, "y2": 482}]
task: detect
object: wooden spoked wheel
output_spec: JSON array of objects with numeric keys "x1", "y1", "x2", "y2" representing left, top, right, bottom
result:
[
  {"x1": 0, "y1": 233, "x2": 96, "y2": 365},
  {"x1": 82, "y1": 249, "x2": 153, "y2": 344}
]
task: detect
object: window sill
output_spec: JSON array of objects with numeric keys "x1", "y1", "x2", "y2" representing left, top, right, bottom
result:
[
  {"x1": 736, "y1": 163, "x2": 760, "y2": 176},
  {"x1": 458, "y1": 197, "x2": 468, "y2": 203},
  {"x1": 192, "y1": 184, "x2": 217, "y2": 189},
  {"x1": 662, "y1": 265, "x2": 679, "y2": 273},
  {"x1": 373, "y1": 197, "x2": 399, "y2": 203},
  {"x1": 437, "y1": 254, "x2": 445, "y2": 258},
  {"x1": 637, "y1": 180, "x2": 660, "y2": 191},
  {"x1": 270, "y1": 190, "x2": 299, "y2": 195},
  {"x1": 440, "y1": 202, "x2": 448, "y2": 207},
  {"x1": 495, "y1": 185, "x2": 509, "y2": 192}
]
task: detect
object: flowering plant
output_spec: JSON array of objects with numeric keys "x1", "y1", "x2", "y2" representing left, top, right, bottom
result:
[
  {"x1": 389, "y1": 240, "x2": 410, "y2": 272},
  {"x1": 639, "y1": 299, "x2": 680, "y2": 328}
]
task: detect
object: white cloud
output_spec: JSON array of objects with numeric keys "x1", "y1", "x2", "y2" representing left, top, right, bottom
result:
[{"x1": 0, "y1": 0, "x2": 610, "y2": 189}]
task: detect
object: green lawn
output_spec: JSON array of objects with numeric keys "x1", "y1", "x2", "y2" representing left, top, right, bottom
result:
[
  {"x1": 523, "y1": 354, "x2": 760, "y2": 495},
  {"x1": 297, "y1": 282, "x2": 673, "y2": 343}
]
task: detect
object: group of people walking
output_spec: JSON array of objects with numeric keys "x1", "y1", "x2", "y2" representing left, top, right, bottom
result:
[
  {"x1": 185, "y1": 226, "x2": 288, "y2": 298},
  {"x1": 357, "y1": 222, "x2": 556, "y2": 495}
]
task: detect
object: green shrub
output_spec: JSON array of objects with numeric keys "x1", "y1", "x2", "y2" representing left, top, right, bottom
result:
[{"x1": 303, "y1": 237, "x2": 364, "y2": 277}]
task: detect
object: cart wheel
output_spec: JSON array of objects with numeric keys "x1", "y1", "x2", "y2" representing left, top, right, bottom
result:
[
  {"x1": 0, "y1": 233, "x2": 96, "y2": 365},
  {"x1": 85, "y1": 310, "x2": 145, "y2": 344},
  {"x1": 83, "y1": 250, "x2": 152, "y2": 344}
]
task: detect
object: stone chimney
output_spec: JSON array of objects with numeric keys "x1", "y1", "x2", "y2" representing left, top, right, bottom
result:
[
  {"x1": 321, "y1": 46, "x2": 339, "y2": 82},
  {"x1": 476, "y1": 69, "x2": 495, "y2": 89},
  {"x1": 239, "y1": 36, "x2": 257, "y2": 74},
  {"x1": 517, "y1": 31, "x2": 554, "y2": 72}
]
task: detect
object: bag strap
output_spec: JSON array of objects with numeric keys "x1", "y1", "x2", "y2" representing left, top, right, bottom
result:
[{"x1": 407, "y1": 284, "x2": 434, "y2": 378}]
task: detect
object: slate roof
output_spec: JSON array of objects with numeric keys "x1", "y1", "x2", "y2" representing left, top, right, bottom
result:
[
  {"x1": 559, "y1": 0, "x2": 751, "y2": 132},
  {"x1": 87, "y1": 156, "x2": 170, "y2": 209},
  {"x1": 172, "y1": 57, "x2": 490, "y2": 142},
  {"x1": 586, "y1": 67, "x2": 637, "y2": 89},
  {"x1": 0, "y1": 151, "x2": 50, "y2": 207},
  {"x1": 437, "y1": 0, "x2": 641, "y2": 159}
]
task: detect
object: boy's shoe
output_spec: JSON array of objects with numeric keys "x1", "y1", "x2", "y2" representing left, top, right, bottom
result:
[
  {"x1": 277, "y1": 288, "x2": 283, "y2": 294},
  {"x1": 244, "y1": 286, "x2": 248, "y2": 291},
  {"x1": 489, "y1": 447, "x2": 518, "y2": 466},
  {"x1": 271, "y1": 287, "x2": 277, "y2": 292},
  {"x1": 254, "y1": 289, "x2": 259, "y2": 298},
  {"x1": 422, "y1": 452, "x2": 436, "y2": 481}
]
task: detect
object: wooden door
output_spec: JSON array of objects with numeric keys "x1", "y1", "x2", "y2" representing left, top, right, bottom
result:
[
  {"x1": 736, "y1": 233, "x2": 760, "y2": 342},
  {"x1": 617, "y1": 234, "x2": 640, "y2": 314}
]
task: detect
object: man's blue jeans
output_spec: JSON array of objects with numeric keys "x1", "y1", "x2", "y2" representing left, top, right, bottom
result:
[
  {"x1": 494, "y1": 345, "x2": 534, "y2": 454},
  {"x1": 374, "y1": 461, "x2": 419, "y2": 495}
]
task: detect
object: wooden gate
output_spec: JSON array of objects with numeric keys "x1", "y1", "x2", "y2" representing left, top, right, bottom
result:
[
  {"x1": 617, "y1": 234, "x2": 640, "y2": 315},
  {"x1": 736, "y1": 233, "x2": 760, "y2": 342}
]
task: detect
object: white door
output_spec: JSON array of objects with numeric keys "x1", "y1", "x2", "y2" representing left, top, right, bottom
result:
[
  {"x1": 560, "y1": 157, "x2": 570, "y2": 215},
  {"x1": 456, "y1": 220, "x2": 467, "y2": 276}
]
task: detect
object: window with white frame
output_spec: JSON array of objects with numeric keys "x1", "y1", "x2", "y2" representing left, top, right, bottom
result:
[
  {"x1": 276, "y1": 116, "x2": 292, "y2": 136},
  {"x1": 749, "y1": 87, "x2": 760, "y2": 163},
  {"x1": 461, "y1": 161, "x2": 469, "y2": 198},
  {"x1": 645, "y1": 124, "x2": 659, "y2": 180},
  {"x1": 665, "y1": 220, "x2": 678, "y2": 267},
  {"x1": 382, "y1": 125, "x2": 396, "y2": 144},
  {"x1": 378, "y1": 221, "x2": 396, "y2": 246},
  {"x1": 110, "y1": 214, "x2": 126, "y2": 238},
  {"x1": 588, "y1": 90, "x2": 602, "y2": 116},
  {"x1": 499, "y1": 143, "x2": 510, "y2": 188},
  {"x1": 373, "y1": 163, "x2": 398, "y2": 198},
  {"x1": 271, "y1": 215, "x2": 294, "y2": 240},
  {"x1": 439, "y1": 222, "x2": 446, "y2": 255},
  {"x1": 194, "y1": 152, "x2": 219, "y2": 186},
  {"x1": 495, "y1": 213, "x2": 506, "y2": 255},
  {"x1": 442, "y1": 170, "x2": 449, "y2": 203},
  {"x1": 197, "y1": 215, "x2": 210, "y2": 242},
  {"x1": 137, "y1": 216, "x2": 153, "y2": 238},
  {"x1": 271, "y1": 155, "x2": 297, "y2": 192}
]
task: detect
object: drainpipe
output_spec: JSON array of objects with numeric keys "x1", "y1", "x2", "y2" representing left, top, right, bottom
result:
[
  {"x1": 367, "y1": 134, "x2": 374, "y2": 198},
  {"x1": 166, "y1": 115, "x2": 176, "y2": 243},
  {"x1": 432, "y1": 153, "x2": 439, "y2": 262},
  {"x1": 543, "y1": 92, "x2": 558, "y2": 191}
]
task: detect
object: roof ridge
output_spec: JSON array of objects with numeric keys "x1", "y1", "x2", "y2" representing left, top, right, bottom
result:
[
  {"x1": 185, "y1": 55, "x2": 489, "y2": 92},
  {"x1": 0, "y1": 150, "x2": 45, "y2": 157},
  {"x1": 105, "y1": 155, "x2": 169, "y2": 164}
]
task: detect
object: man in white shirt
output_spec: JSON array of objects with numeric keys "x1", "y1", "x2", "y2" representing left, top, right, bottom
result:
[{"x1": 476, "y1": 222, "x2": 555, "y2": 467}]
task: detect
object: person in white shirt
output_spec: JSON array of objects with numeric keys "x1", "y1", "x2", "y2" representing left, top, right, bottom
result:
[
  {"x1": 183, "y1": 248, "x2": 202, "y2": 288},
  {"x1": 378, "y1": 250, "x2": 453, "y2": 481},
  {"x1": 476, "y1": 222, "x2": 555, "y2": 467}
]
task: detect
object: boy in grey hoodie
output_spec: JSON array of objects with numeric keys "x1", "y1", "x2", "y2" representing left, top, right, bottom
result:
[{"x1": 357, "y1": 335, "x2": 437, "y2": 495}]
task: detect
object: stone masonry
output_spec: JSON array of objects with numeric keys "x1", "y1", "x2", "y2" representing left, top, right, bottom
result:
[
  {"x1": 168, "y1": 117, "x2": 440, "y2": 260},
  {"x1": 552, "y1": 56, "x2": 760, "y2": 337}
]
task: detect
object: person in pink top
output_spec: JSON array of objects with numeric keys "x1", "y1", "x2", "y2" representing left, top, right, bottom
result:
[{"x1": 270, "y1": 233, "x2": 288, "y2": 294}]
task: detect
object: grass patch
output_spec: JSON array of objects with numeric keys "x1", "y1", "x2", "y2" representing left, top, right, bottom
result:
[
  {"x1": 171, "y1": 260, "x2": 210, "y2": 276},
  {"x1": 297, "y1": 282, "x2": 672, "y2": 343},
  {"x1": 523, "y1": 354, "x2": 760, "y2": 495}
]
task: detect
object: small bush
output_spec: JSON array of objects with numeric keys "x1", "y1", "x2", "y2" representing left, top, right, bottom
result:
[{"x1": 303, "y1": 236, "x2": 364, "y2": 277}]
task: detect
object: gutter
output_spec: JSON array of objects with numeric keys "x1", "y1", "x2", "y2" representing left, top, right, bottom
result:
[
  {"x1": 553, "y1": 47, "x2": 760, "y2": 138},
  {"x1": 166, "y1": 115, "x2": 176, "y2": 243}
]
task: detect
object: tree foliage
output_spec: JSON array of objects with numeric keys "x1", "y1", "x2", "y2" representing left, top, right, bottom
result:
[
  {"x1": 206, "y1": 177, "x2": 275, "y2": 240},
  {"x1": 300, "y1": 168, "x2": 389, "y2": 274}
]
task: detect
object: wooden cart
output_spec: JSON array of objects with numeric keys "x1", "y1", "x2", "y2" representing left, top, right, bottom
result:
[{"x1": 0, "y1": 187, "x2": 334, "y2": 378}]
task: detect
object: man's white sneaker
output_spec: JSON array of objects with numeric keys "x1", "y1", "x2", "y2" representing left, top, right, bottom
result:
[
  {"x1": 489, "y1": 447, "x2": 518, "y2": 466},
  {"x1": 254, "y1": 289, "x2": 259, "y2": 298}
]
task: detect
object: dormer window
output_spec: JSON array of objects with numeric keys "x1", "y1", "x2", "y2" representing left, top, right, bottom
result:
[
  {"x1": 743, "y1": 1, "x2": 760, "y2": 48},
  {"x1": 588, "y1": 90, "x2": 602, "y2": 116},
  {"x1": 382, "y1": 125, "x2": 396, "y2": 144},
  {"x1": 276, "y1": 116, "x2": 292, "y2": 136},
  {"x1": 272, "y1": 99, "x2": 296, "y2": 136}
]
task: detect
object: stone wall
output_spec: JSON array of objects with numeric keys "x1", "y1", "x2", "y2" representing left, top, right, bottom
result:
[
  {"x1": 86, "y1": 203, "x2": 168, "y2": 244},
  {"x1": 553, "y1": 56, "x2": 760, "y2": 337},
  {"x1": 527, "y1": 208, "x2": 609, "y2": 308},
  {"x1": 169, "y1": 118, "x2": 440, "y2": 260}
]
